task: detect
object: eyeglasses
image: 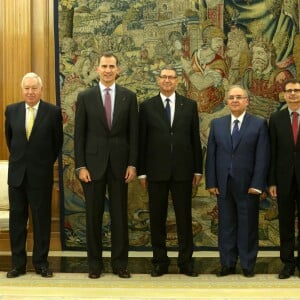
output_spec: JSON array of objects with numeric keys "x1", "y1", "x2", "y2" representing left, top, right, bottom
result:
[
  {"x1": 159, "y1": 75, "x2": 178, "y2": 80},
  {"x1": 227, "y1": 96, "x2": 248, "y2": 100},
  {"x1": 284, "y1": 89, "x2": 300, "y2": 94}
]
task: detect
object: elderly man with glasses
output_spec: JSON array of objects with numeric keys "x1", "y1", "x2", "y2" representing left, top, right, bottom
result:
[{"x1": 205, "y1": 85, "x2": 270, "y2": 278}]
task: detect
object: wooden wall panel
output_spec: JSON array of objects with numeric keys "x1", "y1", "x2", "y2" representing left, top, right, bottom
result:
[
  {"x1": 0, "y1": 0, "x2": 56, "y2": 159},
  {"x1": 0, "y1": 0, "x2": 61, "y2": 250}
]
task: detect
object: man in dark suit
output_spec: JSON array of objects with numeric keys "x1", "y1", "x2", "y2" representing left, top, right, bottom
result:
[
  {"x1": 138, "y1": 66, "x2": 202, "y2": 277},
  {"x1": 205, "y1": 85, "x2": 269, "y2": 277},
  {"x1": 5, "y1": 72, "x2": 63, "y2": 278},
  {"x1": 74, "y1": 53, "x2": 138, "y2": 279},
  {"x1": 269, "y1": 78, "x2": 300, "y2": 279}
]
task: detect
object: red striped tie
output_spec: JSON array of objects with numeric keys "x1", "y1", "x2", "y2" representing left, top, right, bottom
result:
[
  {"x1": 105, "y1": 88, "x2": 112, "y2": 129},
  {"x1": 292, "y1": 112, "x2": 299, "y2": 144}
]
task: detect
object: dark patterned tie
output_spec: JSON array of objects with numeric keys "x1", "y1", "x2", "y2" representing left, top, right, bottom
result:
[
  {"x1": 105, "y1": 88, "x2": 112, "y2": 129},
  {"x1": 165, "y1": 98, "x2": 171, "y2": 125},
  {"x1": 292, "y1": 112, "x2": 299, "y2": 144},
  {"x1": 231, "y1": 119, "x2": 239, "y2": 148}
]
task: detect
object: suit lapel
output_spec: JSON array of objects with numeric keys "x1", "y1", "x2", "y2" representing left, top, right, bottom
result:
[
  {"x1": 112, "y1": 85, "x2": 126, "y2": 129},
  {"x1": 29, "y1": 100, "x2": 47, "y2": 139},
  {"x1": 95, "y1": 86, "x2": 109, "y2": 129},
  {"x1": 172, "y1": 94, "x2": 185, "y2": 128},
  {"x1": 153, "y1": 95, "x2": 170, "y2": 127},
  {"x1": 19, "y1": 103, "x2": 27, "y2": 139},
  {"x1": 231, "y1": 113, "x2": 250, "y2": 151},
  {"x1": 282, "y1": 108, "x2": 298, "y2": 148},
  {"x1": 223, "y1": 115, "x2": 232, "y2": 150}
]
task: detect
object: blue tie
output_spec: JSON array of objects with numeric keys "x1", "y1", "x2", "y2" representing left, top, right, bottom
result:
[
  {"x1": 165, "y1": 98, "x2": 171, "y2": 124},
  {"x1": 231, "y1": 119, "x2": 239, "y2": 148}
]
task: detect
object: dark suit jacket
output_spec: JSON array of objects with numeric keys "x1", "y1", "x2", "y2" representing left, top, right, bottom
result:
[
  {"x1": 5, "y1": 100, "x2": 63, "y2": 188},
  {"x1": 138, "y1": 92, "x2": 202, "y2": 181},
  {"x1": 205, "y1": 113, "x2": 269, "y2": 195},
  {"x1": 74, "y1": 84, "x2": 138, "y2": 179},
  {"x1": 268, "y1": 108, "x2": 300, "y2": 194}
]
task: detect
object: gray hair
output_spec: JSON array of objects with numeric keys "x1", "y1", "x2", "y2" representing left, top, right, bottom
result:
[
  {"x1": 226, "y1": 84, "x2": 249, "y2": 98},
  {"x1": 21, "y1": 72, "x2": 43, "y2": 88}
]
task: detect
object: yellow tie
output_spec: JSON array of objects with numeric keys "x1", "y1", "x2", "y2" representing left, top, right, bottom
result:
[{"x1": 26, "y1": 107, "x2": 35, "y2": 139}]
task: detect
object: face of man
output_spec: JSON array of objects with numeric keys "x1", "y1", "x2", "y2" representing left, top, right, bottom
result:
[
  {"x1": 96, "y1": 56, "x2": 120, "y2": 87},
  {"x1": 210, "y1": 37, "x2": 223, "y2": 53},
  {"x1": 283, "y1": 83, "x2": 300, "y2": 111},
  {"x1": 157, "y1": 69, "x2": 178, "y2": 97},
  {"x1": 227, "y1": 87, "x2": 249, "y2": 117},
  {"x1": 22, "y1": 77, "x2": 43, "y2": 107},
  {"x1": 252, "y1": 46, "x2": 270, "y2": 73}
]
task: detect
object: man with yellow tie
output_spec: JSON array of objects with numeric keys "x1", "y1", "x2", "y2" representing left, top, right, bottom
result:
[{"x1": 4, "y1": 72, "x2": 63, "y2": 278}]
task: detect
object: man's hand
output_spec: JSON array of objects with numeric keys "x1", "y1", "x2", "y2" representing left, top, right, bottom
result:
[
  {"x1": 139, "y1": 178, "x2": 148, "y2": 189},
  {"x1": 248, "y1": 188, "x2": 261, "y2": 195},
  {"x1": 208, "y1": 187, "x2": 219, "y2": 196},
  {"x1": 78, "y1": 168, "x2": 91, "y2": 183},
  {"x1": 125, "y1": 166, "x2": 136, "y2": 183},
  {"x1": 193, "y1": 174, "x2": 202, "y2": 186},
  {"x1": 268, "y1": 185, "x2": 277, "y2": 198}
]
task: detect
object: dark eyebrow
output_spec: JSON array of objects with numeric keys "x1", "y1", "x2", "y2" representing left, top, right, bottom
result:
[{"x1": 101, "y1": 64, "x2": 116, "y2": 67}]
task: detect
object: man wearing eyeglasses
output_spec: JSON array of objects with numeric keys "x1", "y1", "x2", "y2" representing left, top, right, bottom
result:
[
  {"x1": 269, "y1": 79, "x2": 300, "y2": 279},
  {"x1": 138, "y1": 66, "x2": 202, "y2": 277},
  {"x1": 205, "y1": 85, "x2": 269, "y2": 277}
]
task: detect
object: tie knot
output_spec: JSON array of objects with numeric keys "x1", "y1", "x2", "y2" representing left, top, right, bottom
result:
[
  {"x1": 105, "y1": 88, "x2": 111, "y2": 94},
  {"x1": 166, "y1": 98, "x2": 170, "y2": 103},
  {"x1": 234, "y1": 119, "x2": 239, "y2": 125},
  {"x1": 293, "y1": 112, "x2": 299, "y2": 117}
]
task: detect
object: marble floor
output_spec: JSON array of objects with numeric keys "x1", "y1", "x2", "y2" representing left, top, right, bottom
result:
[
  {"x1": 1, "y1": 251, "x2": 300, "y2": 300},
  {"x1": 0, "y1": 250, "x2": 285, "y2": 276}
]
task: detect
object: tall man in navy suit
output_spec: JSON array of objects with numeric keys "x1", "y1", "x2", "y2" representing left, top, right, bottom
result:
[
  {"x1": 138, "y1": 66, "x2": 202, "y2": 277},
  {"x1": 5, "y1": 72, "x2": 63, "y2": 278},
  {"x1": 74, "y1": 53, "x2": 138, "y2": 279},
  {"x1": 269, "y1": 79, "x2": 300, "y2": 279},
  {"x1": 205, "y1": 85, "x2": 269, "y2": 277}
]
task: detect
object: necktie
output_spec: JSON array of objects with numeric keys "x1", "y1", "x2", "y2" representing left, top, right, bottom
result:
[
  {"x1": 104, "y1": 88, "x2": 112, "y2": 129},
  {"x1": 165, "y1": 98, "x2": 171, "y2": 125},
  {"x1": 292, "y1": 112, "x2": 299, "y2": 144},
  {"x1": 26, "y1": 107, "x2": 35, "y2": 139},
  {"x1": 231, "y1": 119, "x2": 239, "y2": 148}
]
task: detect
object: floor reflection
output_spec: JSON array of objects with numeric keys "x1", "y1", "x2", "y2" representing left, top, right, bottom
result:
[{"x1": 0, "y1": 255, "x2": 283, "y2": 275}]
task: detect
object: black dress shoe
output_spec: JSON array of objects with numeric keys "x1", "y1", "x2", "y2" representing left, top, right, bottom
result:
[
  {"x1": 7, "y1": 268, "x2": 26, "y2": 278},
  {"x1": 113, "y1": 268, "x2": 131, "y2": 278},
  {"x1": 88, "y1": 271, "x2": 101, "y2": 279},
  {"x1": 242, "y1": 269, "x2": 254, "y2": 277},
  {"x1": 216, "y1": 266, "x2": 236, "y2": 277},
  {"x1": 278, "y1": 264, "x2": 295, "y2": 279},
  {"x1": 150, "y1": 265, "x2": 168, "y2": 277},
  {"x1": 35, "y1": 267, "x2": 53, "y2": 278},
  {"x1": 179, "y1": 267, "x2": 198, "y2": 277}
]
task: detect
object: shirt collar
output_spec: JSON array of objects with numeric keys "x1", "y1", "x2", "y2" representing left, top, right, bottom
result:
[
  {"x1": 99, "y1": 82, "x2": 116, "y2": 92},
  {"x1": 288, "y1": 108, "x2": 300, "y2": 115},
  {"x1": 160, "y1": 92, "x2": 176, "y2": 103},
  {"x1": 25, "y1": 101, "x2": 40, "y2": 110},
  {"x1": 231, "y1": 111, "x2": 246, "y2": 124}
]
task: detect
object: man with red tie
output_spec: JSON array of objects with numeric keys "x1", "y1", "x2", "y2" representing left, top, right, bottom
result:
[
  {"x1": 74, "y1": 53, "x2": 138, "y2": 279},
  {"x1": 269, "y1": 79, "x2": 300, "y2": 279}
]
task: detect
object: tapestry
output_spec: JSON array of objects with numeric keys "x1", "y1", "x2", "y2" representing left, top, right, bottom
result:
[{"x1": 57, "y1": 0, "x2": 299, "y2": 250}]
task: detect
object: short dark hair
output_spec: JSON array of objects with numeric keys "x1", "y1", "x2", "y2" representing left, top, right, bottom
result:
[
  {"x1": 159, "y1": 66, "x2": 177, "y2": 76},
  {"x1": 283, "y1": 78, "x2": 300, "y2": 91},
  {"x1": 100, "y1": 52, "x2": 119, "y2": 66}
]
